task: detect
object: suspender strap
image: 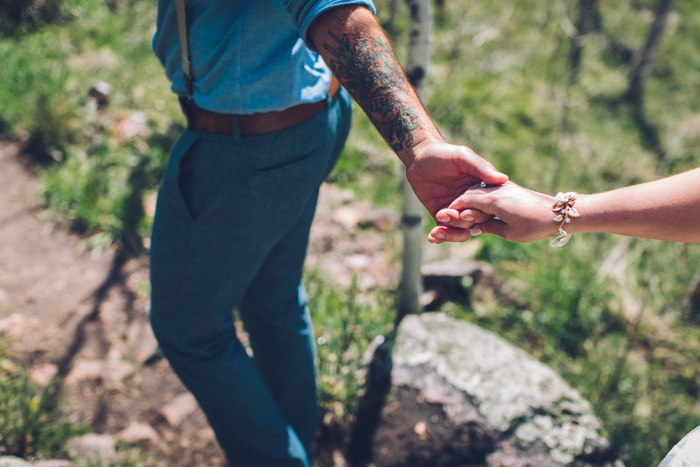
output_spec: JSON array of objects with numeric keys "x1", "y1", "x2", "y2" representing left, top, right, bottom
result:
[{"x1": 175, "y1": 0, "x2": 194, "y2": 99}]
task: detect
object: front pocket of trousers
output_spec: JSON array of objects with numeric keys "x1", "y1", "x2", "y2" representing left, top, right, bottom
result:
[
  {"x1": 162, "y1": 131, "x2": 201, "y2": 222},
  {"x1": 176, "y1": 133, "x2": 249, "y2": 221},
  {"x1": 177, "y1": 140, "x2": 227, "y2": 220}
]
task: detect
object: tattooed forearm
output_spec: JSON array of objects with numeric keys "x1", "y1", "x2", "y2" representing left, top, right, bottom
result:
[{"x1": 324, "y1": 32, "x2": 422, "y2": 152}]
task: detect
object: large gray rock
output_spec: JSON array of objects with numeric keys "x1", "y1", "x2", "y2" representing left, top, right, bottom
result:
[{"x1": 373, "y1": 312, "x2": 620, "y2": 466}]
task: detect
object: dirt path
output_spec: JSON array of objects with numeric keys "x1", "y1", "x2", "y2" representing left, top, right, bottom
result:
[
  {"x1": 0, "y1": 139, "x2": 418, "y2": 466},
  {"x1": 0, "y1": 140, "x2": 236, "y2": 465}
]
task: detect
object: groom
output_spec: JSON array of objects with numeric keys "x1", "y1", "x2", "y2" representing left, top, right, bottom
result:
[{"x1": 150, "y1": 1, "x2": 506, "y2": 465}]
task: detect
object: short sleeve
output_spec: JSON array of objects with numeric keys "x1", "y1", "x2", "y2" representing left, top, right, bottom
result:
[{"x1": 280, "y1": 0, "x2": 376, "y2": 49}]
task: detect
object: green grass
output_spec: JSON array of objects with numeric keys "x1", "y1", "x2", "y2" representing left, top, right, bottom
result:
[
  {"x1": 0, "y1": 343, "x2": 89, "y2": 459},
  {"x1": 0, "y1": 0, "x2": 177, "y2": 248},
  {"x1": 0, "y1": 343, "x2": 156, "y2": 465},
  {"x1": 305, "y1": 269, "x2": 395, "y2": 429}
]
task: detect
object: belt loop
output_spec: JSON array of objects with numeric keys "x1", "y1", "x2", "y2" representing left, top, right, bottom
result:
[{"x1": 230, "y1": 114, "x2": 242, "y2": 142}]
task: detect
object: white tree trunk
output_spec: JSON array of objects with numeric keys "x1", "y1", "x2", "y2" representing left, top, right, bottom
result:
[
  {"x1": 626, "y1": 0, "x2": 677, "y2": 105},
  {"x1": 399, "y1": 0, "x2": 432, "y2": 318}
]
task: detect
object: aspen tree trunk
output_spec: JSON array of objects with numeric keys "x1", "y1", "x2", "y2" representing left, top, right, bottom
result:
[
  {"x1": 624, "y1": 0, "x2": 677, "y2": 171},
  {"x1": 625, "y1": 0, "x2": 677, "y2": 105},
  {"x1": 398, "y1": 0, "x2": 432, "y2": 321},
  {"x1": 384, "y1": 0, "x2": 399, "y2": 31},
  {"x1": 568, "y1": 0, "x2": 597, "y2": 86},
  {"x1": 552, "y1": 0, "x2": 599, "y2": 191},
  {"x1": 347, "y1": 3, "x2": 433, "y2": 465}
]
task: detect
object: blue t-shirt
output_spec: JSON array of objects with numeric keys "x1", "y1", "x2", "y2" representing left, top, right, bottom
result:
[{"x1": 152, "y1": 0, "x2": 375, "y2": 114}]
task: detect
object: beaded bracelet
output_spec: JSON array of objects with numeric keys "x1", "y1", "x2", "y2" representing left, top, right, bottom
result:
[{"x1": 550, "y1": 192, "x2": 580, "y2": 247}]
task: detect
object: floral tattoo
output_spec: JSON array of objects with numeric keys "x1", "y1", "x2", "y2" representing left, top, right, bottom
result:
[{"x1": 324, "y1": 32, "x2": 420, "y2": 152}]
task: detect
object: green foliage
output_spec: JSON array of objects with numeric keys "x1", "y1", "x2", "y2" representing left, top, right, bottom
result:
[
  {"x1": 470, "y1": 236, "x2": 620, "y2": 361},
  {"x1": 305, "y1": 270, "x2": 394, "y2": 429},
  {"x1": 40, "y1": 124, "x2": 169, "y2": 249},
  {"x1": 0, "y1": 340, "x2": 152, "y2": 464},
  {"x1": 0, "y1": 33, "x2": 79, "y2": 150},
  {"x1": 0, "y1": 353, "x2": 89, "y2": 459},
  {"x1": 0, "y1": 0, "x2": 178, "y2": 249}
]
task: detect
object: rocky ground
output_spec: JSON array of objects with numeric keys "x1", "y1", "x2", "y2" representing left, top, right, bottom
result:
[{"x1": 0, "y1": 139, "x2": 473, "y2": 466}]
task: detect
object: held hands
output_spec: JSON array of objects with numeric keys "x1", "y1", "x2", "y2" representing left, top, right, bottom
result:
[
  {"x1": 428, "y1": 181, "x2": 562, "y2": 244},
  {"x1": 404, "y1": 140, "x2": 508, "y2": 233},
  {"x1": 402, "y1": 140, "x2": 562, "y2": 245}
]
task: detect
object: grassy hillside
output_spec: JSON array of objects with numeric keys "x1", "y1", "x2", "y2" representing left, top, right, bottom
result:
[{"x1": 1, "y1": 0, "x2": 699, "y2": 465}]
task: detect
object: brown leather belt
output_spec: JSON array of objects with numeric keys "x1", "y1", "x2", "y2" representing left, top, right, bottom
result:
[{"x1": 183, "y1": 77, "x2": 341, "y2": 136}]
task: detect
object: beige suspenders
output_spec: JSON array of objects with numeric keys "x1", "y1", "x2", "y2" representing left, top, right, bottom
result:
[{"x1": 174, "y1": 0, "x2": 194, "y2": 99}]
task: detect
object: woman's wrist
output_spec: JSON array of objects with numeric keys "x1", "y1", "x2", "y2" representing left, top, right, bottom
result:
[{"x1": 561, "y1": 193, "x2": 607, "y2": 235}]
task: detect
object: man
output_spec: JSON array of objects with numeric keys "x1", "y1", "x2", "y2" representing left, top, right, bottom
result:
[{"x1": 150, "y1": 1, "x2": 506, "y2": 465}]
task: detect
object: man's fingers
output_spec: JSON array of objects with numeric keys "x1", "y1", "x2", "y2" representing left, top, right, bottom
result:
[
  {"x1": 456, "y1": 148, "x2": 508, "y2": 186},
  {"x1": 446, "y1": 192, "x2": 491, "y2": 212}
]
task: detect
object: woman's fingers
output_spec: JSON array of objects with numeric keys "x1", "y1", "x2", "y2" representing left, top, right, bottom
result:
[
  {"x1": 429, "y1": 218, "x2": 508, "y2": 244},
  {"x1": 436, "y1": 207, "x2": 493, "y2": 229},
  {"x1": 428, "y1": 225, "x2": 472, "y2": 243},
  {"x1": 470, "y1": 219, "x2": 506, "y2": 239}
]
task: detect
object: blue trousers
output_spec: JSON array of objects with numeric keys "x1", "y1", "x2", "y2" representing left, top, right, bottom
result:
[{"x1": 150, "y1": 90, "x2": 352, "y2": 466}]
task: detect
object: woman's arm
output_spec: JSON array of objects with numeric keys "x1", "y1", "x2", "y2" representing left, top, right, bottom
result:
[{"x1": 429, "y1": 168, "x2": 700, "y2": 244}]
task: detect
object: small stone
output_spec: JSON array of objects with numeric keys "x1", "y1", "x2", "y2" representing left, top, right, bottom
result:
[
  {"x1": 118, "y1": 422, "x2": 160, "y2": 445},
  {"x1": 161, "y1": 392, "x2": 198, "y2": 426},
  {"x1": 65, "y1": 358, "x2": 135, "y2": 386},
  {"x1": 65, "y1": 434, "x2": 117, "y2": 465},
  {"x1": 0, "y1": 313, "x2": 41, "y2": 338},
  {"x1": 414, "y1": 420, "x2": 428, "y2": 439},
  {"x1": 29, "y1": 363, "x2": 59, "y2": 387}
]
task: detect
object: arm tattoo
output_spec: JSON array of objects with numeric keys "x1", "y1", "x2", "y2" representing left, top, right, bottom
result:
[{"x1": 324, "y1": 32, "x2": 421, "y2": 152}]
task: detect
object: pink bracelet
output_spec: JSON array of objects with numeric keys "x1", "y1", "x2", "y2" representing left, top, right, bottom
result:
[{"x1": 550, "y1": 192, "x2": 580, "y2": 247}]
